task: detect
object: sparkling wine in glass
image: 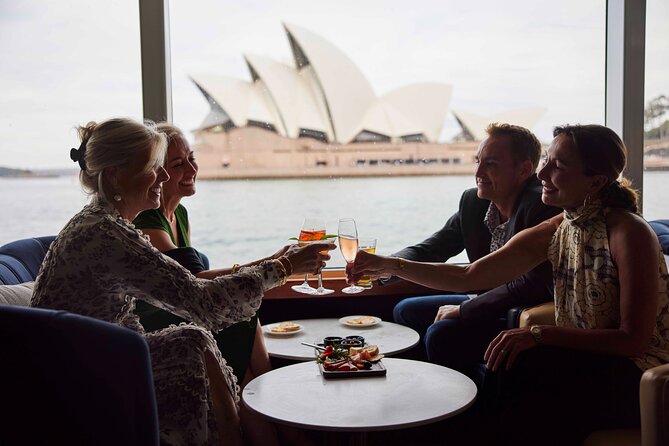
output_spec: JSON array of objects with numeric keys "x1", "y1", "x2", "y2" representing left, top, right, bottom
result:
[
  {"x1": 338, "y1": 218, "x2": 364, "y2": 294},
  {"x1": 356, "y1": 237, "x2": 377, "y2": 289}
]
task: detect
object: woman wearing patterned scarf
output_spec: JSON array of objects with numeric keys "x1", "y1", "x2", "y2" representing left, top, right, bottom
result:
[{"x1": 350, "y1": 124, "x2": 669, "y2": 445}]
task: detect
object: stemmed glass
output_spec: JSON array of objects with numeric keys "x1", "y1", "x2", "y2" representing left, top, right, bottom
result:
[
  {"x1": 291, "y1": 218, "x2": 333, "y2": 295},
  {"x1": 338, "y1": 218, "x2": 364, "y2": 294}
]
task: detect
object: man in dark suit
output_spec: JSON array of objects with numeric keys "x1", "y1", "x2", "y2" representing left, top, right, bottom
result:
[{"x1": 389, "y1": 123, "x2": 560, "y2": 377}]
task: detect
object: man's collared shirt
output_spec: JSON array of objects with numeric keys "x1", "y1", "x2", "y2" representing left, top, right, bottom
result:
[{"x1": 484, "y1": 203, "x2": 509, "y2": 253}]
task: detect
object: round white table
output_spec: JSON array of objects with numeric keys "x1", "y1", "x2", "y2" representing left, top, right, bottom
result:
[
  {"x1": 242, "y1": 358, "x2": 477, "y2": 433},
  {"x1": 262, "y1": 318, "x2": 420, "y2": 361}
]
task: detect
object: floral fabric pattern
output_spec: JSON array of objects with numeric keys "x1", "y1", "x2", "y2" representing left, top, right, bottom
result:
[
  {"x1": 548, "y1": 202, "x2": 669, "y2": 371},
  {"x1": 30, "y1": 196, "x2": 286, "y2": 445},
  {"x1": 483, "y1": 202, "x2": 510, "y2": 253}
]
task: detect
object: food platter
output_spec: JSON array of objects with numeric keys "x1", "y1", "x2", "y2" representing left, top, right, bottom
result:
[
  {"x1": 318, "y1": 360, "x2": 386, "y2": 379},
  {"x1": 338, "y1": 315, "x2": 381, "y2": 327},
  {"x1": 315, "y1": 343, "x2": 386, "y2": 378},
  {"x1": 263, "y1": 321, "x2": 303, "y2": 336}
]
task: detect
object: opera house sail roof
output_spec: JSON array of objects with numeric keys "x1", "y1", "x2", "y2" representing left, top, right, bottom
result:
[{"x1": 189, "y1": 23, "x2": 545, "y2": 179}]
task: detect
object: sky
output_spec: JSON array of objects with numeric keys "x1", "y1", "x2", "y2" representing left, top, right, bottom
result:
[{"x1": 1, "y1": 0, "x2": 667, "y2": 169}]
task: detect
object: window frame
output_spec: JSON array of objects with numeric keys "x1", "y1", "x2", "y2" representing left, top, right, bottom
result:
[{"x1": 138, "y1": 0, "x2": 648, "y2": 298}]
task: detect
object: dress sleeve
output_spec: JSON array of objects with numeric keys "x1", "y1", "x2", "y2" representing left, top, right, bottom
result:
[
  {"x1": 163, "y1": 247, "x2": 207, "y2": 274},
  {"x1": 133, "y1": 209, "x2": 167, "y2": 231},
  {"x1": 97, "y1": 215, "x2": 285, "y2": 332}
]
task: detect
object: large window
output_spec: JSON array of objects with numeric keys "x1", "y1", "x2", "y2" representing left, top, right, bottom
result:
[
  {"x1": 168, "y1": 0, "x2": 606, "y2": 267},
  {"x1": 0, "y1": 1, "x2": 143, "y2": 244},
  {"x1": 8, "y1": 1, "x2": 655, "y2": 271},
  {"x1": 643, "y1": 0, "x2": 669, "y2": 221}
]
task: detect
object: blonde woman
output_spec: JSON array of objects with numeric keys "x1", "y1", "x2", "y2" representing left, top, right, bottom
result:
[{"x1": 31, "y1": 118, "x2": 333, "y2": 446}]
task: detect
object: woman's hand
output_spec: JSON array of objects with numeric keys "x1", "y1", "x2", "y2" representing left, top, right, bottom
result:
[
  {"x1": 484, "y1": 327, "x2": 537, "y2": 371},
  {"x1": 269, "y1": 244, "x2": 291, "y2": 260},
  {"x1": 285, "y1": 242, "x2": 336, "y2": 275},
  {"x1": 348, "y1": 250, "x2": 396, "y2": 284}
]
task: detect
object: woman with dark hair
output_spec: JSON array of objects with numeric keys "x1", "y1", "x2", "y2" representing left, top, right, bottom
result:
[
  {"x1": 350, "y1": 124, "x2": 669, "y2": 444},
  {"x1": 30, "y1": 118, "x2": 333, "y2": 446}
]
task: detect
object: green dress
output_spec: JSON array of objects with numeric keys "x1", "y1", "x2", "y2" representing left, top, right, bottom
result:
[{"x1": 133, "y1": 206, "x2": 258, "y2": 383}]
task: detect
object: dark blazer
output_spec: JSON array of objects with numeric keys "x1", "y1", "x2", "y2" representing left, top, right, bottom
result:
[{"x1": 390, "y1": 174, "x2": 561, "y2": 321}]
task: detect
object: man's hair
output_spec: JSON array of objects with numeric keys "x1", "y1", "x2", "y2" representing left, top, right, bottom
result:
[{"x1": 485, "y1": 123, "x2": 542, "y2": 170}]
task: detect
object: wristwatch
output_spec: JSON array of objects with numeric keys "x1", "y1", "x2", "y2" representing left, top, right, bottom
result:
[{"x1": 530, "y1": 325, "x2": 543, "y2": 344}]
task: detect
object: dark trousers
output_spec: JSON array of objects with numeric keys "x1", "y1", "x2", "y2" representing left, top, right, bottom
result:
[
  {"x1": 425, "y1": 317, "x2": 505, "y2": 382},
  {"x1": 393, "y1": 294, "x2": 471, "y2": 337},
  {"x1": 393, "y1": 294, "x2": 505, "y2": 381},
  {"x1": 473, "y1": 346, "x2": 643, "y2": 446},
  {"x1": 377, "y1": 347, "x2": 643, "y2": 446}
]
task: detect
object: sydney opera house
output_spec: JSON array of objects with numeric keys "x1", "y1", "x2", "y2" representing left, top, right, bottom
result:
[{"x1": 190, "y1": 23, "x2": 544, "y2": 178}]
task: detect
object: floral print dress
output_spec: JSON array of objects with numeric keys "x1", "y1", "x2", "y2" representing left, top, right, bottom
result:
[{"x1": 31, "y1": 197, "x2": 287, "y2": 445}]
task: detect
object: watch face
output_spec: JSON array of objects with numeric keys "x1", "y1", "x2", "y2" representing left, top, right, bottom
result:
[{"x1": 530, "y1": 325, "x2": 542, "y2": 342}]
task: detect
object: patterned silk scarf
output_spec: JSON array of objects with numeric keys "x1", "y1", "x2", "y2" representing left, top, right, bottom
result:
[
  {"x1": 547, "y1": 202, "x2": 669, "y2": 370},
  {"x1": 548, "y1": 201, "x2": 619, "y2": 330}
]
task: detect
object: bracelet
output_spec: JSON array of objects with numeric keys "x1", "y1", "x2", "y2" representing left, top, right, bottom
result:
[
  {"x1": 280, "y1": 256, "x2": 293, "y2": 277},
  {"x1": 272, "y1": 259, "x2": 286, "y2": 277},
  {"x1": 395, "y1": 257, "x2": 406, "y2": 271},
  {"x1": 271, "y1": 258, "x2": 290, "y2": 285},
  {"x1": 231, "y1": 264, "x2": 241, "y2": 273}
]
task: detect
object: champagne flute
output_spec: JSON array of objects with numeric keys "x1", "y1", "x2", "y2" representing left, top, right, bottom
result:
[
  {"x1": 338, "y1": 218, "x2": 364, "y2": 294},
  {"x1": 312, "y1": 220, "x2": 334, "y2": 296},
  {"x1": 290, "y1": 218, "x2": 328, "y2": 295}
]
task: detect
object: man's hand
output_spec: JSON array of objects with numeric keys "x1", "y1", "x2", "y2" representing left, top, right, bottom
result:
[{"x1": 434, "y1": 305, "x2": 461, "y2": 322}]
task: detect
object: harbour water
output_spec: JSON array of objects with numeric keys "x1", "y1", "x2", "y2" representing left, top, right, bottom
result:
[{"x1": 2, "y1": 172, "x2": 668, "y2": 268}]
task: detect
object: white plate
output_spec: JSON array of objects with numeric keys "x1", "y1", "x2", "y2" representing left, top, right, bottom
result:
[
  {"x1": 338, "y1": 315, "x2": 382, "y2": 327},
  {"x1": 263, "y1": 322, "x2": 303, "y2": 336}
]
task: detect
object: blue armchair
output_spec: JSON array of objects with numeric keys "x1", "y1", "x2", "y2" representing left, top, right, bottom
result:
[
  {"x1": 0, "y1": 236, "x2": 55, "y2": 285},
  {"x1": 0, "y1": 236, "x2": 159, "y2": 445},
  {"x1": 0, "y1": 305, "x2": 159, "y2": 446}
]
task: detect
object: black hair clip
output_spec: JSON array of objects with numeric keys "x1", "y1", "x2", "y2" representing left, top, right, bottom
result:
[{"x1": 70, "y1": 140, "x2": 88, "y2": 171}]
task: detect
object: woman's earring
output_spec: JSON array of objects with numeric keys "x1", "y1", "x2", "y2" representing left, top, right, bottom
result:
[
  {"x1": 113, "y1": 194, "x2": 122, "y2": 202},
  {"x1": 582, "y1": 194, "x2": 591, "y2": 207}
]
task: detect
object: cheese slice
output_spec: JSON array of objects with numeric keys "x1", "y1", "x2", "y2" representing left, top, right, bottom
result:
[{"x1": 349, "y1": 344, "x2": 379, "y2": 356}]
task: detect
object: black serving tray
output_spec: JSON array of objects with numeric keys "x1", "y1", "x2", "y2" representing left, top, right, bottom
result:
[{"x1": 318, "y1": 360, "x2": 387, "y2": 379}]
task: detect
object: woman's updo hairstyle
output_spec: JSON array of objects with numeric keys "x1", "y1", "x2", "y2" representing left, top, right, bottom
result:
[
  {"x1": 75, "y1": 118, "x2": 167, "y2": 200},
  {"x1": 553, "y1": 124, "x2": 639, "y2": 214}
]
